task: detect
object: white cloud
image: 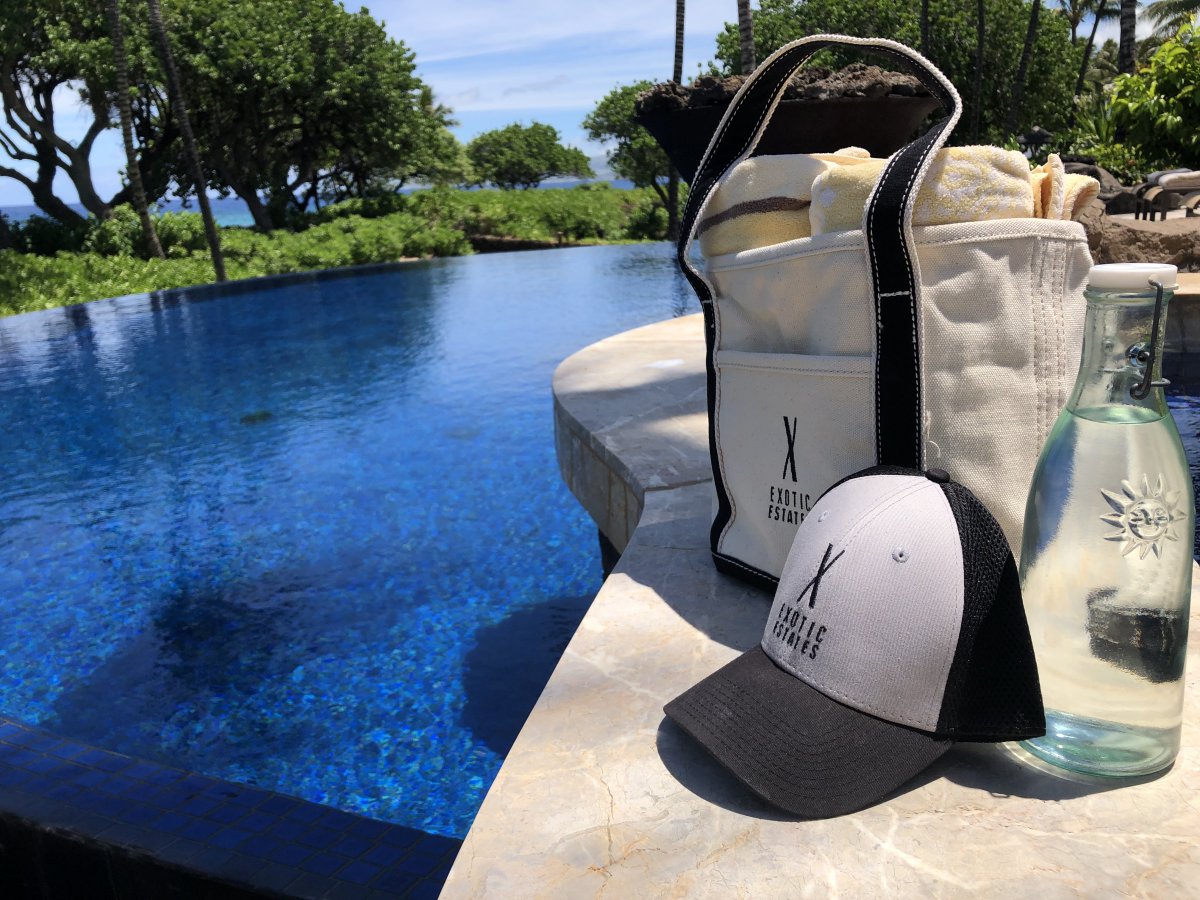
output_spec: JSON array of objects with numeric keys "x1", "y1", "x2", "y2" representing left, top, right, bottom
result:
[{"x1": 364, "y1": 0, "x2": 734, "y2": 119}]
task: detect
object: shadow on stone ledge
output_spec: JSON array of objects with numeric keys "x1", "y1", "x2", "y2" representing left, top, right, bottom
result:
[{"x1": 657, "y1": 714, "x2": 1147, "y2": 823}]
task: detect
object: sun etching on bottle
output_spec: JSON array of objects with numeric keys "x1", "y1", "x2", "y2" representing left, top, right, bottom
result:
[{"x1": 1099, "y1": 474, "x2": 1184, "y2": 560}]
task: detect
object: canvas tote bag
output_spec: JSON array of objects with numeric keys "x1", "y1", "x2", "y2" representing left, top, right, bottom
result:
[{"x1": 678, "y1": 35, "x2": 1093, "y2": 590}]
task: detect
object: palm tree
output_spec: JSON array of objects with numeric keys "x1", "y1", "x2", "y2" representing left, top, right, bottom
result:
[
  {"x1": 1060, "y1": 0, "x2": 1089, "y2": 41},
  {"x1": 667, "y1": 0, "x2": 684, "y2": 241},
  {"x1": 104, "y1": 0, "x2": 163, "y2": 258},
  {"x1": 1006, "y1": 0, "x2": 1042, "y2": 136},
  {"x1": 1072, "y1": 0, "x2": 1118, "y2": 106},
  {"x1": 145, "y1": 0, "x2": 226, "y2": 281},
  {"x1": 1118, "y1": 0, "x2": 1138, "y2": 73},
  {"x1": 1145, "y1": 0, "x2": 1200, "y2": 34},
  {"x1": 737, "y1": 0, "x2": 756, "y2": 74},
  {"x1": 972, "y1": 0, "x2": 985, "y2": 141}
]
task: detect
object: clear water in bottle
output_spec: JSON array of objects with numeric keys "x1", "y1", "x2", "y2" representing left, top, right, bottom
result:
[
  {"x1": 1020, "y1": 406, "x2": 1191, "y2": 775},
  {"x1": 1019, "y1": 264, "x2": 1193, "y2": 777}
]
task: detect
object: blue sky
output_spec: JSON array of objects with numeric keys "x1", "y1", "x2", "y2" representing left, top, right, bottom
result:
[{"x1": 0, "y1": 1, "x2": 1143, "y2": 208}]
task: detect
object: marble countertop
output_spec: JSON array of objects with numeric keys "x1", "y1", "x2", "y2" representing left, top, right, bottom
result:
[{"x1": 442, "y1": 313, "x2": 1200, "y2": 898}]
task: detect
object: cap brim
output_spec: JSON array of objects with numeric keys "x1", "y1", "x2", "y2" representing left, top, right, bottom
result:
[{"x1": 664, "y1": 646, "x2": 953, "y2": 818}]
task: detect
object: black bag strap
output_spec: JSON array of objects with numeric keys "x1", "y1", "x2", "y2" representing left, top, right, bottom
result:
[{"x1": 677, "y1": 35, "x2": 963, "y2": 470}]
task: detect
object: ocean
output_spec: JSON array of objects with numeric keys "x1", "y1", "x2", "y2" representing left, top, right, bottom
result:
[{"x1": 0, "y1": 180, "x2": 639, "y2": 229}]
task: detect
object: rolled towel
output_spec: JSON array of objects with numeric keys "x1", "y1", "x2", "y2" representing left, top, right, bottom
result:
[
  {"x1": 810, "y1": 145, "x2": 1035, "y2": 234},
  {"x1": 1061, "y1": 173, "x2": 1100, "y2": 220},
  {"x1": 697, "y1": 153, "x2": 828, "y2": 256},
  {"x1": 1032, "y1": 153, "x2": 1066, "y2": 219}
]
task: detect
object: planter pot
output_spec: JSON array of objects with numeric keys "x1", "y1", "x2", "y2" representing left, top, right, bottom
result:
[{"x1": 635, "y1": 95, "x2": 941, "y2": 183}]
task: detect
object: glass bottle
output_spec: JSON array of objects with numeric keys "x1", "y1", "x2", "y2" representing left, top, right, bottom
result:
[{"x1": 1020, "y1": 263, "x2": 1193, "y2": 777}]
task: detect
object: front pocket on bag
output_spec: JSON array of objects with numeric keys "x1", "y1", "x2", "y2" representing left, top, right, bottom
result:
[{"x1": 713, "y1": 350, "x2": 875, "y2": 579}]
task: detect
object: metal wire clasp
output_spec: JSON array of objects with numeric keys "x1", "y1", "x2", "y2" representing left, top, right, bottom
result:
[{"x1": 1129, "y1": 278, "x2": 1171, "y2": 400}]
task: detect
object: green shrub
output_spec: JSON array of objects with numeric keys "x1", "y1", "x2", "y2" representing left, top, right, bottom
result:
[
  {"x1": 155, "y1": 213, "x2": 210, "y2": 257},
  {"x1": 1, "y1": 186, "x2": 670, "y2": 317},
  {"x1": 11, "y1": 215, "x2": 87, "y2": 256},
  {"x1": 1111, "y1": 25, "x2": 1200, "y2": 170},
  {"x1": 82, "y1": 206, "x2": 143, "y2": 256},
  {"x1": 311, "y1": 193, "x2": 410, "y2": 224}
]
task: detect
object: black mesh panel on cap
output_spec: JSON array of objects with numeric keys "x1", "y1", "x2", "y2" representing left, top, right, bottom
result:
[{"x1": 935, "y1": 480, "x2": 1046, "y2": 740}]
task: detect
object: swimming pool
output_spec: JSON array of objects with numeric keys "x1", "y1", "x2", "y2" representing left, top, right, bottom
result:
[
  {"x1": 1, "y1": 245, "x2": 1197, "y2": 847},
  {"x1": 0, "y1": 244, "x2": 697, "y2": 839}
]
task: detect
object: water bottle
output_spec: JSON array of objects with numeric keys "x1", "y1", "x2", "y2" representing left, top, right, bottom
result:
[{"x1": 1020, "y1": 262, "x2": 1193, "y2": 777}]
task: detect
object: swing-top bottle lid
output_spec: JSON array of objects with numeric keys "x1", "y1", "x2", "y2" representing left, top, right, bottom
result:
[{"x1": 1086, "y1": 262, "x2": 1178, "y2": 292}]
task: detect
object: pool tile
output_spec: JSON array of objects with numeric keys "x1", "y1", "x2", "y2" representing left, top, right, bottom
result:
[
  {"x1": 330, "y1": 833, "x2": 373, "y2": 857},
  {"x1": 335, "y1": 859, "x2": 382, "y2": 885},
  {"x1": 209, "y1": 827, "x2": 253, "y2": 851},
  {"x1": 286, "y1": 803, "x2": 325, "y2": 824},
  {"x1": 178, "y1": 818, "x2": 221, "y2": 841},
  {"x1": 236, "y1": 832, "x2": 278, "y2": 858},
  {"x1": 206, "y1": 803, "x2": 247, "y2": 825},
  {"x1": 297, "y1": 825, "x2": 341, "y2": 850},
  {"x1": 178, "y1": 793, "x2": 221, "y2": 817},
  {"x1": 267, "y1": 817, "x2": 308, "y2": 841},
  {"x1": 267, "y1": 840, "x2": 311, "y2": 867},
  {"x1": 258, "y1": 794, "x2": 298, "y2": 816},
  {"x1": 344, "y1": 817, "x2": 390, "y2": 842},
  {"x1": 299, "y1": 850, "x2": 347, "y2": 876},
  {"x1": 362, "y1": 841, "x2": 407, "y2": 867},
  {"x1": 238, "y1": 810, "x2": 276, "y2": 833},
  {"x1": 405, "y1": 878, "x2": 446, "y2": 900},
  {"x1": 248, "y1": 860, "x2": 302, "y2": 893}
]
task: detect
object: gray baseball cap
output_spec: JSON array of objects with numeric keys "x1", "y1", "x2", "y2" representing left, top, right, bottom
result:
[{"x1": 665, "y1": 466, "x2": 1045, "y2": 818}]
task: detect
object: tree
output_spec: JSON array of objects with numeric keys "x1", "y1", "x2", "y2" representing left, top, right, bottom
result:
[
  {"x1": 1007, "y1": 0, "x2": 1042, "y2": 135},
  {"x1": 668, "y1": 0, "x2": 685, "y2": 241},
  {"x1": 105, "y1": 0, "x2": 163, "y2": 258},
  {"x1": 1118, "y1": 0, "x2": 1138, "y2": 72},
  {"x1": 584, "y1": 84, "x2": 672, "y2": 208},
  {"x1": 1146, "y1": 0, "x2": 1200, "y2": 35},
  {"x1": 974, "y1": 0, "x2": 986, "y2": 141},
  {"x1": 1060, "y1": 0, "x2": 1089, "y2": 41},
  {"x1": 712, "y1": 0, "x2": 1082, "y2": 143},
  {"x1": 737, "y1": 0, "x2": 756, "y2": 74},
  {"x1": 146, "y1": 0, "x2": 224, "y2": 280},
  {"x1": 466, "y1": 122, "x2": 592, "y2": 190},
  {"x1": 161, "y1": 0, "x2": 456, "y2": 231},
  {"x1": 0, "y1": 0, "x2": 175, "y2": 225},
  {"x1": 1111, "y1": 24, "x2": 1200, "y2": 167},
  {"x1": 1072, "y1": 1, "x2": 1117, "y2": 111}
]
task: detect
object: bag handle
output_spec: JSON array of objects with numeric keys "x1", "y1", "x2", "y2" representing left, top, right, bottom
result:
[{"x1": 677, "y1": 35, "x2": 963, "y2": 470}]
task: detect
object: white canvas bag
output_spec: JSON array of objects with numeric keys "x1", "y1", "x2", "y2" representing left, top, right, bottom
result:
[{"x1": 678, "y1": 35, "x2": 1093, "y2": 590}]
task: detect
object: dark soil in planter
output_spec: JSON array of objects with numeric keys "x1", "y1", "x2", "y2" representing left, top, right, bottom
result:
[
  {"x1": 634, "y1": 66, "x2": 940, "y2": 182},
  {"x1": 635, "y1": 63, "x2": 931, "y2": 114}
]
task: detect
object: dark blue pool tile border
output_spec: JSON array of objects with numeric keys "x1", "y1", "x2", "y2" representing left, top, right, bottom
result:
[{"x1": 0, "y1": 716, "x2": 460, "y2": 898}]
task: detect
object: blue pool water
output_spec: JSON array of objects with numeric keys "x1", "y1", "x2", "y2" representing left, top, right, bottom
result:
[
  {"x1": 0, "y1": 244, "x2": 696, "y2": 838},
  {"x1": 2, "y1": 245, "x2": 1198, "y2": 843}
]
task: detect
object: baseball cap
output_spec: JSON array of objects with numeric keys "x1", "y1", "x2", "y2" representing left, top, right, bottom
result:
[{"x1": 664, "y1": 465, "x2": 1044, "y2": 818}]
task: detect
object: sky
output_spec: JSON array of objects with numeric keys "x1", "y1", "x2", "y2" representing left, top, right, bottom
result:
[{"x1": 0, "y1": 1, "x2": 1154, "y2": 208}]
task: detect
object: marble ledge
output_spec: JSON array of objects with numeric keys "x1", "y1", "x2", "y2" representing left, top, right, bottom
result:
[
  {"x1": 443, "y1": 314, "x2": 1200, "y2": 898},
  {"x1": 552, "y1": 314, "x2": 710, "y2": 552}
]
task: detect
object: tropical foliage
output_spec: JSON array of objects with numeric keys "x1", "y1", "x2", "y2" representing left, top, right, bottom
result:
[
  {"x1": 0, "y1": 0, "x2": 462, "y2": 230},
  {"x1": 711, "y1": 0, "x2": 1081, "y2": 143},
  {"x1": 584, "y1": 84, "x2": 673, "y2": 202},
  {"x1": 1110, "y1": 24, "x2": 1200, "y2": 168},
  {"x1": 465, "y1": 122, "x2": 593, "y2": 190},
  {"x1": 0, "y1": 185, "x2": 669, "y2": 316}
]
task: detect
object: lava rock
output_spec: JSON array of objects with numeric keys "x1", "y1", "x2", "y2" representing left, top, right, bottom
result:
[{"x1": 635, "y1": 63, "x2": 929, "y2": 115}]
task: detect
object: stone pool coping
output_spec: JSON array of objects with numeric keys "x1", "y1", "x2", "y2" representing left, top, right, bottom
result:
[
  {"x1": 443, "y1": 312, "x2": 1200, "y2": 896},
  {"x1": 0, "y1": 716, "x2": 459, "y2": 898}
]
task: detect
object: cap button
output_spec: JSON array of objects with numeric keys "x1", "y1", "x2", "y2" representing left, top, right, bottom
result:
[{"x1": 925, "y1": 468, "x2": 950, "y2": 484}]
